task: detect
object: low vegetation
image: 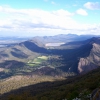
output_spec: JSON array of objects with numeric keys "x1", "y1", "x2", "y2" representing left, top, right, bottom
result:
[
  {"x1": 0, "y1": 75, "x2": 64, "y2": 95},
  {"x1": 0, "y1": 67, "x2": 100, "y2": 100},
  {"x1": 27, "y1": 56, "x2": 48, "y2": 65}
]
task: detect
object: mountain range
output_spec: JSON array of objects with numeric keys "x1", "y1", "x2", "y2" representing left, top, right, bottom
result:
[
  {"x1": 0, "y1": 35, "x2": 100, "y2": 75},
  {"x1": 0, "y1": 34, "x2": 100, "y2": 99}
]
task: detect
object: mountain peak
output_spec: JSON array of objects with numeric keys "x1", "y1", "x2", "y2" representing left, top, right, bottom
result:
[{"x1": 88, "y1": 37, "x2": 100, "y2": 44}]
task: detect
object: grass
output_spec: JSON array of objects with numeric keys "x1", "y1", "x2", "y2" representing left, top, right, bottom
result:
[
  {"x1": 34, "y1": 56, "x2": 48, "y2": 63},
  {"x1": 27, "y1": 56, "x2": 48, "y2": 66},
  {"x1": 38, "y1": 56, "x2": 48, "y2": 60},
  {"x1": 27, "y1": 63, "x2": 37, "y2": 66}
]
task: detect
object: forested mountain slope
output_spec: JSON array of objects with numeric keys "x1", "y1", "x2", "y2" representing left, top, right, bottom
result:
[{"x1": 1, "y1": 67, "x2": 100, "y2": 100}]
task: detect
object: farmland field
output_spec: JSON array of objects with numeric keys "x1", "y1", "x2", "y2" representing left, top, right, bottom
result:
[{"x1": 27, "y1": 56, "x2": 48, "y2": 66}]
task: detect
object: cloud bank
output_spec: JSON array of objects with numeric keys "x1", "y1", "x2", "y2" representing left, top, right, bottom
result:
[{"x1": 0, "y1": 5, "x2": 100, "y2": 36}]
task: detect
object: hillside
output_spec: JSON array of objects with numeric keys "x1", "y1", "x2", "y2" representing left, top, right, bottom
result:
[
  {"x1": 1, "y1": 67, "x2": 100, "y2": 100},
  {"x1": 0, "y1": 35, "x2": 100, "y2": 97}
]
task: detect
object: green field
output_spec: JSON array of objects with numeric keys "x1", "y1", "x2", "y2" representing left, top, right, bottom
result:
[{"x1": 27, "y1": 56, "x2": 48, "y2": 66}]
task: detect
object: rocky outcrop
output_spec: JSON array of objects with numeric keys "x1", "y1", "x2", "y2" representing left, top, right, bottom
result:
[
  {"x1": 91, "y1": 88, "x2": 100, "y2": 100},
  {"x1": 78, "y1": 43, "x2": 100, "y2": 73}
]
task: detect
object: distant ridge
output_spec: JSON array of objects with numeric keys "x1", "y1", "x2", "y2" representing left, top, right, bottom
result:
[{"x1": 32, "y1": 34, "x2": 100, "y2": 45}]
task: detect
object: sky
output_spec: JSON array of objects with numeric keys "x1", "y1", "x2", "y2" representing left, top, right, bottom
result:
[{"x1": 0, "y1": 0, "x2": 100, "y2": 37}]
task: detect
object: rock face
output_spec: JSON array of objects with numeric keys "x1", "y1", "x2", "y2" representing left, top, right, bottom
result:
[
  {"x1": 91, "y1": 88, "x2": 100, "y2": 100},
  {"x1": 78, "y1": 38, "x2": 100, "y2": 73},
  {"x1": 78, "y1": 57, "x2": 97, "y2": 73}
]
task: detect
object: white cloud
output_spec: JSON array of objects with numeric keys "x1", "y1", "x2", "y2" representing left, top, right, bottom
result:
[
  {"x1": 0, "y1": 6, "x2": 76, "y2": 30},
  {"x1": 76, "y1": 8, "x2": 88, "y2": 16},
  {"x1": 0, "y1": 6, "x2": 100, "y2": 36},
  {"x1": 53, "y1": 9, "x2": 74, "y2": 16},
  {"x1": 84, "y1": 2, "x2": 100, "y2": 10}
]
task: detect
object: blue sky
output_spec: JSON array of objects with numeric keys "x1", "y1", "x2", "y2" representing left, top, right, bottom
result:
[{"x1": 0, "y1": 0, "x2": 100, "y2": 37}]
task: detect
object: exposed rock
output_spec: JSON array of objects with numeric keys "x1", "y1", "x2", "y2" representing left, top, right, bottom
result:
[
  {"x1": 91, "y1": 88, "x2": 100, "y2": 100},
  {"x1": 78, "y1": 43, "x2": 100, "y2": 73}
]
